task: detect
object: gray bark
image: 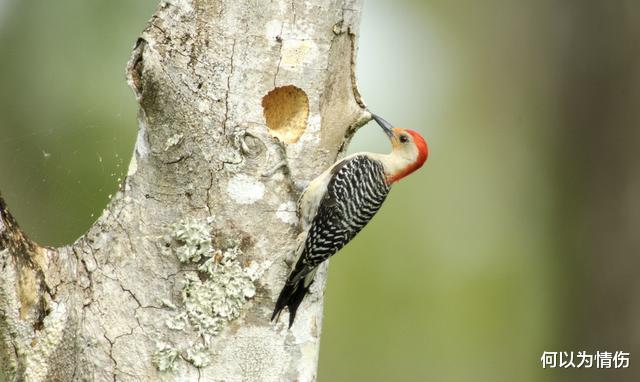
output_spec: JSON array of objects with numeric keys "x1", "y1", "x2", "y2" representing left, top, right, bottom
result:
[{"x1": 0, "y1": 0, "x2": 368, "y2": 380}]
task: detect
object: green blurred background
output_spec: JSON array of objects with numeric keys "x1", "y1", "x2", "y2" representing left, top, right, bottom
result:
[{"x1": 1, "y1": 1, "x2": 639, "y2": 381}]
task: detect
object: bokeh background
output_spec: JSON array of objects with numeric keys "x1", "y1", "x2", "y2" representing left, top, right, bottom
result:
[{"x1": 1, "y1": 1, "x2": 639, "y2": 381}]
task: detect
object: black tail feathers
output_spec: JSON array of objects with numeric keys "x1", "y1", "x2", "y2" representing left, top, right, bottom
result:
[{"x1": 271, "y1": 278, "x2": 311, "y2": 328}]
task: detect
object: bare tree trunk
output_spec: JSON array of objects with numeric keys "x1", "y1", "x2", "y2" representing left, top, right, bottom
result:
[
  {"x1": 553, "y1": 3, "x2": 640, "y2": 381},
  {"x1": 0, "y1": 0, "x2": 367, "y2": 380}
]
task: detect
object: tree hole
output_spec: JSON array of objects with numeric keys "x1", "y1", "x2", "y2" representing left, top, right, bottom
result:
[{"x1": 262, "y1": 85, "x2": 309, "y2": 144}]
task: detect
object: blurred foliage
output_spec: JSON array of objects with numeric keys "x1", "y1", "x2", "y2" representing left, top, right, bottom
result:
[
  {"x1": 1, "y1": 1, "x2": 639, "y2": 382},
  {"x1": 0, "y1": 0, "x2": 155, "y2": 243}
]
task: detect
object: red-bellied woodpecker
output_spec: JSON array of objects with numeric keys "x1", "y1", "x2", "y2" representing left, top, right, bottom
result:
[{"x1": 272, "y1": 114, "x2": 429, "y2": 327}]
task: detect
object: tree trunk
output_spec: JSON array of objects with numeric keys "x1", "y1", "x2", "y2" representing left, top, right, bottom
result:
[
  {"x1": 0, "y1": 0, "x2": 367, "y2": 380},
  {"x1": 553, "y1": 3, "x2": 640, "y2": 381}
]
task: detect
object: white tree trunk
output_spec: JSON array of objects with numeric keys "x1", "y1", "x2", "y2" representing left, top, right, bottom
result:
[{"x1": 0, "y1": 0, "x2": 367, "y2": 380}]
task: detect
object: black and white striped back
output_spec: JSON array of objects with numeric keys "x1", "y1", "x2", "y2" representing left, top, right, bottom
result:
[
  {"x1": 273, "y1": 155, "x2": 391, "y2": 326},
  {"x1": 302, "y1": 155, "x2": 390, "y2": 268}
]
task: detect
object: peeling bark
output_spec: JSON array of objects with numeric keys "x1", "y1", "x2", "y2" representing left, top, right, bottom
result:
[{"x1": 0, "y1": 0, "x2": 368, "y2": 381}]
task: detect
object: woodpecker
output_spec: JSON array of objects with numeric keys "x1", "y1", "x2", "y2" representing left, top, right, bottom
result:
[{"x1": 272, "y1": 114, "x2": 429, "y2": 327}]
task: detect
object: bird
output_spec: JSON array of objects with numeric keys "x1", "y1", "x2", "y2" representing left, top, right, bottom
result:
[{"x1": 271, "y1": 113, "x2": 429, "y2": 327}]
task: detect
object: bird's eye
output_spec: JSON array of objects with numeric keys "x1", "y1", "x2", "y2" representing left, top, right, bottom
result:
[{"x1": 399, "y1": 134, "x2": 409, "y2": 143}]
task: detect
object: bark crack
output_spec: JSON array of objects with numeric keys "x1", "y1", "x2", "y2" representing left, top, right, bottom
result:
[
  {"x1": 120, "y1": 285, "x2": 142, "y2": 309},
  {"x1": 205, "y1": 169, "x2": 214, "y2": 216},
  {"x1": 103, "y1": 333, "x2": 118, "y2": 382},
  {"x1": 164, "y1": 154, "x2": 190, "y2": 165},
  {"x1": 223, "y1": 38, "x2": 237, "y2": 136},
  {"x1": 273, "y1": 23, "x2": 285, "y2": 87}
]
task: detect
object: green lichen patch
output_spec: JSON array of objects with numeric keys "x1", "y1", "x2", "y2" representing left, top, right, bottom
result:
[
  {"x1": 182, "y1": 248, "x2": 256, "y2": 336},
  {"x1": 165, "y1": 311, "x2": 187, "y2": 331},
  {"x1": 185, "y1": 344, "x2": 211, "y2": 368},
  {"x1": 152, "y1": 343, "x2": 180, "y2": 372},
  {"x1": 155, "y1": 218, "x2": 257, "y2": 371},
  {"x1": 169, "y1": 219, "x2": 214, "y2": 263}
]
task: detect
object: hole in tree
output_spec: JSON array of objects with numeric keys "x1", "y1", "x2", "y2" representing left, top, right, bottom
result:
[{"x1": 261, "y1": 85, "x2": 309, "y2": 144}]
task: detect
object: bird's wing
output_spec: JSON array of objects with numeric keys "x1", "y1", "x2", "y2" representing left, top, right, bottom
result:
[{"x1": 299, "y1": 155, "x2": 390, "y2": 270}]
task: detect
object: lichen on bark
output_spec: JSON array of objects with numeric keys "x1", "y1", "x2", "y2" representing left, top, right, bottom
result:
[{"x1": 0, "y1": 0, "x2": 368, "y2": 380}]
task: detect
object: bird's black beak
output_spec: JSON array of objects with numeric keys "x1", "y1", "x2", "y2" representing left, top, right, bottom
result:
[{"x1": 371, "y1": 114, "x2": 394, "y2": 139}]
